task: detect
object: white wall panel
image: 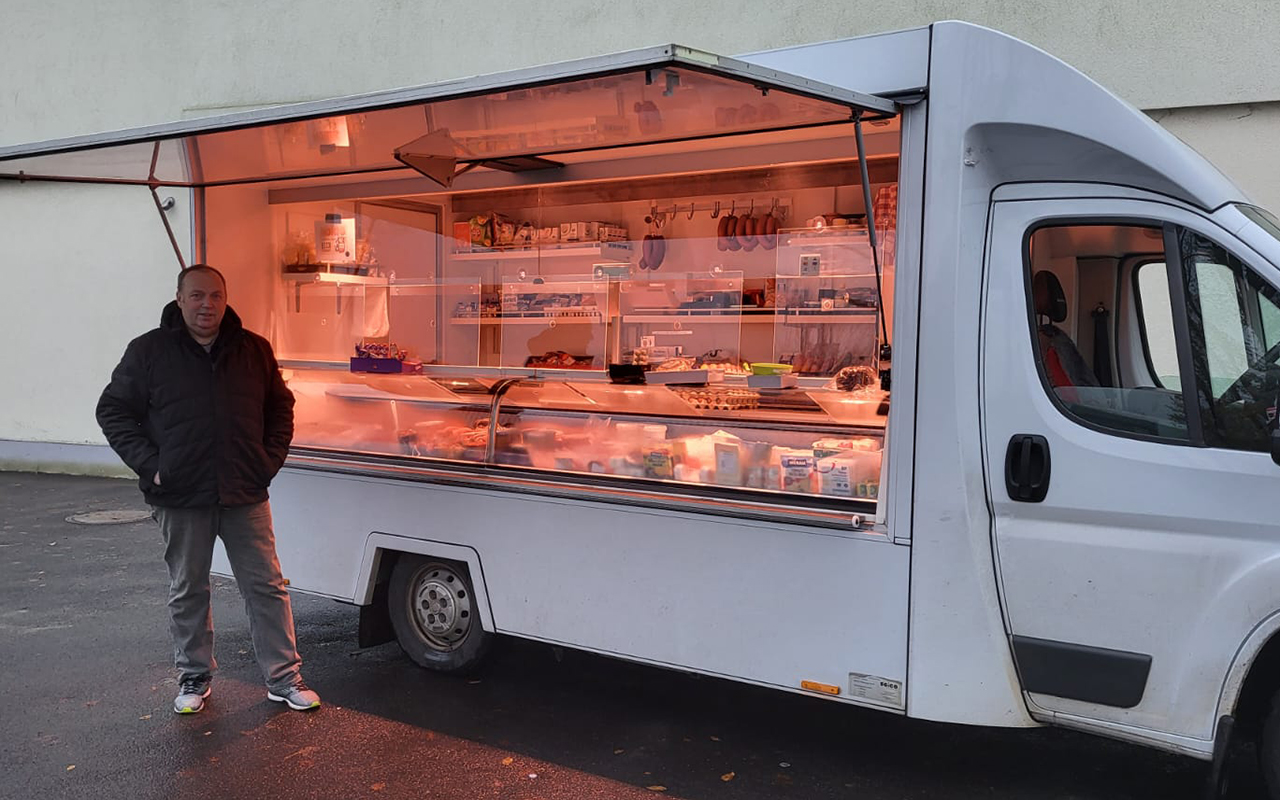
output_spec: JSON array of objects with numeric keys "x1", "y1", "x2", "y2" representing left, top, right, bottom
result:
[
  {"x1": 0, "y1": 182, "x2": 186, "y2": 445},
  {"x1": 2, "y1": 1, "x2": 1277, "y2": 147},
  {"x1": 1153, "y1": 102, "x2": 1280, "y2": 213}
]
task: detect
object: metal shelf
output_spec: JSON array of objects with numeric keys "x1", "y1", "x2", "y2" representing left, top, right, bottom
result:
[
  {"x1": 452, "y1": 314, "x2": 604, "y2": 326},
  {"x1": 282, "y1": 271, "x2": 386, "y2": 286},
  {"x1": 776, "y1": 310, "x2": 878, "y2": 324},
  {"x1": 620, "y1": 309, "x2": 877, "y2": 324},
  {"x1": 282, "y1": 270, "x2": 387, "y2": 313},
  {"x1": 451, "y1": 242, "x2": 633, "y2": 261}
]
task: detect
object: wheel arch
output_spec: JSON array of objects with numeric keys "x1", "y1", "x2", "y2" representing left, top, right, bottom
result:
[
  {"x1": 355, "y1": 532, "x2": 496, "y2": 633},
  {"x1": 1218, "y1": 609, "x2": 1280, "y2": 739}
]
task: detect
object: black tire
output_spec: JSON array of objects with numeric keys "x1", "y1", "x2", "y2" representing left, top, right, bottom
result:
[
  {"x1": 1261, "y1": 691, "x2": 1280, "y2": 798},
  {"x1": 387, "y1": 555, "x2": 492, "y2": 674}
]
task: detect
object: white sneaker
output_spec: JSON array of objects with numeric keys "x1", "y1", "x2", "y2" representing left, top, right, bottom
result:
[{"x1": 267, "y1": 680, "x2": 321, "y2": 711}]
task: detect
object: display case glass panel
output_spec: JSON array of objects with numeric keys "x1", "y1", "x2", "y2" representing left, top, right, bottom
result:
[
  {"x1": 493, "y1": 379, "x2": 884, "y2": 501},
  {"x1": 391, "y1": 280, "x2": 482, "y2": 367},
  {"x1": 275, "y1": 280, "x2": 374, "y2": 363},
  {"x1": 616, "y1": 271, "x2": 746, "y2": 372},
  {"x1": 774, "y1": 227, "x2": 883, "y2": 376},
  {"x1": 497, "y1": 276, "x2": 611, "y2": 370},
  {"x1": 288, "y1": 371, "x2": 494, "y2": 463}
]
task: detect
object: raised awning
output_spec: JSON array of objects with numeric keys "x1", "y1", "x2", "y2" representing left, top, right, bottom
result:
[{"x1": 0, "y1": 44, "x2": 897, "y2": 189}]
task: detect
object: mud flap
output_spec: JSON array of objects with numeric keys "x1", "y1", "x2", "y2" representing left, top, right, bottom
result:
[{"x1": 358, "y1": 580, "x2": 394, "y2": 648}]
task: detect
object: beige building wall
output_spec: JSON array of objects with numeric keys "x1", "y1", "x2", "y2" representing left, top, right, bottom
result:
[{"x1": 2, "y1": 0, "x2": 1278, "y2": 460}]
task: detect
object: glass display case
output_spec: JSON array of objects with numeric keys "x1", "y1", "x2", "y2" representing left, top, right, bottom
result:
[
  {"x1": 491, "y1": 379, "x2": 884, "y2": 500},
  {"x1": 773, "y1": 227, "x2": 883, "y2": 376},
  {"x1": 498, "y1": 275, "x2": 611, "y2": 370},
  {"x1": 394, "y1": 280, "x2": 483, "y2": 367},
  {"x1": 276, "y1": 274, "x2": 379, "y2": 363},
  {"x1": 168, "y1": 54, "x2": 903, "y2": 517},
  {"x1": 271, "y1": 206, "x2": 895, "y2": 511},
  {"x1": 615, "y1": 271, "x2": 746, "y2": 372},
  {"x1": 283, "y1": 365, "x2": 886, "y2": 504},
  {"x1": 288, "y1": 371, "x2": 494, "y2": 463}
]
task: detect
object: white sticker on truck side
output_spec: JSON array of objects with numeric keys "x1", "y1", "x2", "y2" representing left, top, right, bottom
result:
[{"x1": 849, "y1": 673, "x2": 904, "y2": 708}]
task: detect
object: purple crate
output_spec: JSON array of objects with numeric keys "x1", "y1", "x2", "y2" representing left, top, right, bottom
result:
[{"x1": 350, "y1": 357, "x2": 406, "y2": 373}]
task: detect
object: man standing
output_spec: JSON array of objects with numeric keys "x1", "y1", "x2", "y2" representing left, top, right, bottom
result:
[{"x1": 96, "y1": 265, "x2": 320, "y2": 714}]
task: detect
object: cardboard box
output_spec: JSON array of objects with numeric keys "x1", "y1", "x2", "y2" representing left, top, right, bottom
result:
[
  {"x1": 714, "y1": 442, "x2": 743, "y2": 486},
  {"x1": 452, "y1": 222, "x2": 472, "y2": 251},
  {"x1": 559, "y1": 221, "x2": 624, "y2": 242},
  {"x1": 780, "y1": 454, "x2": 816, "y2": 493},
  {"x1": 315, "y1": 216, "x2": 356, "y2": 264}
]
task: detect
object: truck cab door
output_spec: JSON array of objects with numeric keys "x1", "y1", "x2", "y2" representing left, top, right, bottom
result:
[{"x1": 981, "y1": 187, "x2": 1280, "y2": 749}]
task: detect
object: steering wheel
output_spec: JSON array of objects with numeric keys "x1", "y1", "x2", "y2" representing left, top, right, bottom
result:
[{"x1": 1218, "y1": 338, "x2": 1280, "y2": 406}]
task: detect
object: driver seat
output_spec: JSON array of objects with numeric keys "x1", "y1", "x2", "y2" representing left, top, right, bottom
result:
[{"x1": 1033, "y1": 271, "x2": 1098, "y2": 389}]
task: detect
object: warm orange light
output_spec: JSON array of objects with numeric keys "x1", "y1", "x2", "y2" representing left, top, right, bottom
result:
[{"x1": 800, "y1": 680, "x2": 840, "y2": 696}]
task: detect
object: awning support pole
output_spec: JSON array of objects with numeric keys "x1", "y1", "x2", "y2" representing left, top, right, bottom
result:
[
  {"x1": 148, "y1": 141, "x2": 187, "y2": 271},
  {"x1": 854, "y1": 114, "x2": 891, "y2": 380}
]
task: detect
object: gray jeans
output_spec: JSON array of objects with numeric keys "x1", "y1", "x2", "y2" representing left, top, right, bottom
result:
[{"x1": 154, "y1": 501, "x2": 301, "y2": 692}]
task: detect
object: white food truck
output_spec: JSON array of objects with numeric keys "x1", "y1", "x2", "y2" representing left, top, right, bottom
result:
[{"x1": 7, "y1": 21, "x2": 1280, "y2": 795}]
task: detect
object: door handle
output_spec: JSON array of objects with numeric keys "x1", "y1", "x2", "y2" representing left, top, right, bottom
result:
[{"x1": 1005, "y1": 434, "x2": 1051, "y2": 503}]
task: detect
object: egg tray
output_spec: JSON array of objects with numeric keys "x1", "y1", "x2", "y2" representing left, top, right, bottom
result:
[{"x1": 671, "y1": 386, "x2": 761, "y2": 411}]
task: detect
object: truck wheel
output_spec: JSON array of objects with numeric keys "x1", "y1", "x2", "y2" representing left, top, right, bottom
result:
[
  {"x1": 387, "y1": 555, "x2": 491, "y2": 674},
  {"x1": 1261, "y1": 691, "x2": 1280, "y2": 798}
]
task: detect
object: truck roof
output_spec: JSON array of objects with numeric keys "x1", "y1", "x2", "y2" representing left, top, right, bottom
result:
[{"x1": 745, "y1": 21, "x2": 1246, "y2": 210}]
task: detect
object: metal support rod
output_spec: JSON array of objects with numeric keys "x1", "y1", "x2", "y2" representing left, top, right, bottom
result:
[
  {"x1": 150, "y1": 185, "x2": 188, "y2": 272},
  {"x1": 191, "y1": 186, "x2": 207, "y2": 264},
  {"x1": 148, "y1": 141, "x2": 188, "y2": 272},
  {"x1": 485, "y1": 378, "x2": 522, "y2": 462},
  {"x1": 854, "y1": 115, "x2": 890, "y2": 349},
  {"x1": 148, "y1": 141, "x2": 161, "y2": 183}
]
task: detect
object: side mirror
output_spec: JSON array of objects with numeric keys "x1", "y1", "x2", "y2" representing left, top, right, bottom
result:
[{"x1": 1272, "y1": 429, "x2": 1280, "y2": 466}]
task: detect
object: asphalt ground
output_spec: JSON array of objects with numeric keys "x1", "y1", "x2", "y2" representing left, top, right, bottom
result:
[{"x1": 0, "y1": 471, "x2": 1261, "y2": 800}]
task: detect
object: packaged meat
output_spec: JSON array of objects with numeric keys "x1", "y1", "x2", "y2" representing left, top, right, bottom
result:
[{"x1": 714, "y1": 442, "x2": 743, "y2": 486}]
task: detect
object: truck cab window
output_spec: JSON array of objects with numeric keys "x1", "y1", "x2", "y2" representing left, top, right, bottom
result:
[
  {"x1": 1026, "y1": 223, "x2": 1188, "y2": 441},
  {"x1": 1178, "y1": 231, "x2": 1280, "y2": 451},
  {"x1": 1133, "y1": 261, "x2": 1182, "y2": 391}
]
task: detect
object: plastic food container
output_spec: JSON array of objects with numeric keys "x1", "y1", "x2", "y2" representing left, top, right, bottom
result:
[{"x1": 751, "y1": 362, "x2": 794, "y2": 376}]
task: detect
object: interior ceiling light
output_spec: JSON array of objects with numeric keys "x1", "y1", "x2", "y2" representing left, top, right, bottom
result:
[{"x1": 394, "y1": 129, "x2": 563, "y2": 188}]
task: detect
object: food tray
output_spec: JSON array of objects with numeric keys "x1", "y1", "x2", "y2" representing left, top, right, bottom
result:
[
  {"x1": 671, "y1": 386, "x2": 760, "y2": 411},
  {"x1": 608, "y1": 363, "x2": 653, "y2": 384},
  {"x1": 806, "y1": 390, "x2": 888, "y2": 426},
  {"x1": 524, "y1": 353, "x2": 595, "y2": 369},
  {"x1": 645, "y1": 369, "x2": 723, "y2": 386},
  {"x1": 747, "y1": 374, "x2": 798, "y2": 389}
]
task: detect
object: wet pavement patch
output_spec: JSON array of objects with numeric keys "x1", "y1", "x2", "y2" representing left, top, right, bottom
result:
[{"x1": 66, "y1": 509, "x2": 153, "y2": 525}]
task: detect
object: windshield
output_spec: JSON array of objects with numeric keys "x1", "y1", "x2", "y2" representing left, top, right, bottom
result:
[{"x1": 1237, "y1": 204, "x2": 1280, "y2": 243}]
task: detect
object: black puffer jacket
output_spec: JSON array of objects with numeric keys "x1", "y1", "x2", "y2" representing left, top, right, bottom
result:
[{"x1": 96, "y1": 302, "x2": 295, "y2": 508}]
